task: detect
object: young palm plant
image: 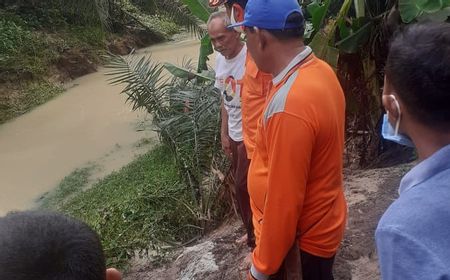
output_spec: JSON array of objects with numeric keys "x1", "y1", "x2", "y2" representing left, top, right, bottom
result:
[{"x1": 106, "y1": 54, "x2": 227, "y2": 227}]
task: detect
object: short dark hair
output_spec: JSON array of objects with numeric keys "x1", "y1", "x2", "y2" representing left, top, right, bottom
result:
[
  {"x1": 0, "y1": 211, "x2": 106, "y2": 280},
  {"x1": 385, "y1": 22, "x2": 450, "y2": 129},
  {"x1": 225, "y1": 0, "x2": 247, "y2": 9}
]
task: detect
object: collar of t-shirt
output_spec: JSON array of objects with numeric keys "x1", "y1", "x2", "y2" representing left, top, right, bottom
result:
[
  {"x1": 399, "y1": 144, "x2": 450, "y2": 195},
  {"x1": 223, "y1": 43, "x2": 247, "y2": 63},
  {"x1": 272, "y1": 46, "x2": 313, "y2": 85}
]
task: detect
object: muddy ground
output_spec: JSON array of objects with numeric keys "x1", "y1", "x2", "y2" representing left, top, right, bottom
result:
[{"x1": 124, "y1": 164, "x2": 412, "y2": 280}]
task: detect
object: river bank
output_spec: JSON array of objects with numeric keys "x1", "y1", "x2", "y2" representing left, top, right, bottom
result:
[{"x1": 0, "y1": 38, "x2": 202, "y2": 216}]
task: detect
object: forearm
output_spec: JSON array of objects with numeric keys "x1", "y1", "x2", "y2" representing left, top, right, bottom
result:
[{"x1": 221, "y1": 101, "x2": 228, "y2": 137}]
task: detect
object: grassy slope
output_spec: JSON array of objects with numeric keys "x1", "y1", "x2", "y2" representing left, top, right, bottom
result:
[
  {"x1": 41, "y1": 146, "x2": 201, "y2": 269},
  {"x1": 0, "y1": 10, "x2": 106, "y2": 123},
  {"x1": 0, "y1": 6, "x2": 177, "y2": 124}
]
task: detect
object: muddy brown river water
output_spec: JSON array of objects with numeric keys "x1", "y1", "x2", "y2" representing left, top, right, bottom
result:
[{"x1": 0, "y1": 38, "x2": 204, "y2": 216}]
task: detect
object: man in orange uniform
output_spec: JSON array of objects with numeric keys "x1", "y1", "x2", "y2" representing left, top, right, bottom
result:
[
  {"x1": 230, "y1": 0, "x2": 347, "y2": 279},
  {"x1": 209, "y1": 0, "x2": 272, "y2": 248},
  {"x1": 210, "y1": 0, "x2": 272, "y2": 160}
]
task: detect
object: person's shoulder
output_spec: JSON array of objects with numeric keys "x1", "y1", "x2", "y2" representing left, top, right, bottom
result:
[
  {"x1": 298, "y1": 55, "x2": 336, "y2": 80},
  {"x1": 377, "y1": 180, "x2": 450, "y2": 238}
]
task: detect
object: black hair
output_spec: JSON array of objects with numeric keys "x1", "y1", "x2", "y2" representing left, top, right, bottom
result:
[
  {"x1": 0, "y1": 211, "x2": 106, "y2": 280},
  {"x1": 225, "y1": 0, "x2": 247, "y2": 9},
  {"x1": 385, "y1": 22, "x2": 450, "y2": 129}
]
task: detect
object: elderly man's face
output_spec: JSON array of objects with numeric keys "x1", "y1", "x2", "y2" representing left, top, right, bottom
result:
[{"x1": 208, "y1": 17, "x2": 241, "y2": 59}]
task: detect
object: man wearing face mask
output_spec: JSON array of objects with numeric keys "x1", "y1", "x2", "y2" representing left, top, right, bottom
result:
[
  {"x1": 207, "y1": 11, "x2": 255, "y2": 248},
  {"x1": 213, "y1": 0, "x2": 273, "y2": 162},
  {"x1": 209, "y1": 0, "x2": 273, "y2": 248},
  {"x1": 230, "y1": 0, "x2": 347, "y2": 279},
  {"x1": 376, "y1": 22, "x2": 450, "y2": 280}
]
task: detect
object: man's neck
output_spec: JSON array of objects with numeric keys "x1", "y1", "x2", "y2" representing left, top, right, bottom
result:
[
  {"x1": 226, "y1": 42, "x2": 244, "y2": 60},
  {"x1": 270, "y1": 43, "x2": 305, "y2": 78},
  {"x1": 408, "y1": 123, "x2": 450, "y2": 161}
]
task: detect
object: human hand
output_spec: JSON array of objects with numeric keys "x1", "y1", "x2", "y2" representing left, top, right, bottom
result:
[{"x1": 221, "y1": 134, "x2": 232, "y2": 158}]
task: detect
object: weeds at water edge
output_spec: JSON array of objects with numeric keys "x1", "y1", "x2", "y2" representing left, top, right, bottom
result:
[{"x1": 40, "y1": 145, "x2": 201, "y2": 270}]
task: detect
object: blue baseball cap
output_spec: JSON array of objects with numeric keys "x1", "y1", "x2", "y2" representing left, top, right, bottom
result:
[{"x1": 228, "y1": 0, "x2": 303, "y2": 30}]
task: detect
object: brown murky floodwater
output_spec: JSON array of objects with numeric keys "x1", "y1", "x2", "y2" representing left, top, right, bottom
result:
[{"x1": 0, "y1": 38, "x2": 203, "y2": 216}]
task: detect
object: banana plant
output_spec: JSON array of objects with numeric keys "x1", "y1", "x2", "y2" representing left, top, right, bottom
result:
[
  {"x1": 303, "y1": 0, "x2": 449, "y2": 166},
  {"x1": 399, "y1": 0, "x2": 450, "y2": 22},
  {"x1": 182, "y1": 0, "x2": 215, "y2": 72}
]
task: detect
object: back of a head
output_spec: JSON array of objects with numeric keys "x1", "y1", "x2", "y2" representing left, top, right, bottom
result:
[
  {"x1": 209, "y1": 0, "x2": 247, "y2": 9},
  {"x1": 225, "y1": 0, "x2": 247, "y2": 8},
  {"x1": 235, "y1": 0, "x2": 305, "y2": 41},
  {"x1": 0, "y1": 211, "x2": 106, "y2": 280},
  {"x1": 385, "y1": 22, "x2": 450, "y2": 129}
]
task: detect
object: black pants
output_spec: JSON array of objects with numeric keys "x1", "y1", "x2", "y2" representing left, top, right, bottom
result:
[
  {"x1": 300, "y1": 250, "x2": 335, "y2": 280},
  {"x1": 270, "y1": 249, "x2": 335, "y2": 280}
]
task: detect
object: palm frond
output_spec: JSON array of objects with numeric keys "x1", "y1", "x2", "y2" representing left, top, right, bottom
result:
[
  {"x1": 105, "y1": 53, "x2": 169, "y2": 118},
  {"x1": 155, "y1": 0, "x2": 206, "y2": 38},
  {"x1": 106, "y1": 51, "x2": 224, "y2": 215}
]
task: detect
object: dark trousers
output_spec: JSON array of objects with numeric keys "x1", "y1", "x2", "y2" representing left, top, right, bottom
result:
[
  {"x1": 229, "y1": 139, "x2": 254, "y2": 247},
  {"x1": 270, "y1": 248, "x2": 335, "y2": 280}
]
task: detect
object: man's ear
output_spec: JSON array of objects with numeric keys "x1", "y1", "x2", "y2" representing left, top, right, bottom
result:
[
  {"x1": 232, "y1": 3, "x2": 245, "y2": 21},
  {"x1": 106, "y1": 268, "x2": 122, "y2": 280},
  {"x1": 257, "y1": 28, "x2": 270, "y2": 52},
  {"x1": 382, "y1": 77, "x2": 401, "y2": 121}
]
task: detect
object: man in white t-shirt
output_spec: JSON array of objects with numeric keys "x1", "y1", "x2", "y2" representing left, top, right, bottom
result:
[{"x1": 208, "y1": 11, "x2": 254, "y2": 247}]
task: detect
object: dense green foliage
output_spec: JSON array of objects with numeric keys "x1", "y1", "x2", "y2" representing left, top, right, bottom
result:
[
  {"x1": 0, "y1": 0, "x2": 205, "y2": 123},
  {"x1": 304, "y1": 0, "x2": 449, "y2": 166},
  {"x1": 106, "y1": 56, "x2": 227, "y2": 223},
  {"x1": 41, "y1": 146, "x2": 201, "y2": 269}
]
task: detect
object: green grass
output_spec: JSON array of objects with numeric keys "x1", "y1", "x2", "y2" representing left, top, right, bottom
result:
[
  {"x1": 41, "y1": 146, "x2": 201, "y2": 269},
  {"x1": 0, "y1": 15, "x2": 105, "y2": 124},
  {"x1": 40, "y1": 166, "x2": 94, "y2": 209},
  {"x1": 0, "y1": 81, "x2": 64, "y2": 124}
]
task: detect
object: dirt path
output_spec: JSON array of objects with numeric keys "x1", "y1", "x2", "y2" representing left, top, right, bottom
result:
[
  {"x1": 124, "y1": 164, "x2": 413, "y2": 280},
  {"x1": 0, "y1": 38, "x2": 202, "y2": 216}
]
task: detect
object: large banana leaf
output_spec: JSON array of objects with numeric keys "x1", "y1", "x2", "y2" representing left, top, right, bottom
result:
[
  {"x1": 164, "y1": 62, "x2": 215, "y2": 81},
  {"x1": 417, "y1": 6, "x2": 450, "y2": 21},
  {"x1": 182, "y1": 0, "x2": 212, "y2": 23},
  {"x1": 399, "y1": 0, "x2": 450, "y2": 23},
  {"x1": 197, "y1": 34, "x2": 214, "y2": 72},
  {"x1": 179, "y1": 0, "x2": 213, "y2": 73},
  {"x1": 336, "y1": 21, "x2": 372, "y2": 54},
  {"x1": 310, "y1": 31, "x2": 339, "y2": 69},
  {"x1": 306, "y1": 0, "x2": 331, "y2": 43},
  {"x1": 309, "y1": 0, "x2": 352, "y2": 68},
  {"x1": 354, "y1": 0, "x2": 365, "y2": 18}
]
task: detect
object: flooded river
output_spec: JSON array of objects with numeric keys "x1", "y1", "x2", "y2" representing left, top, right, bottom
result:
[{"x1": 0, "y1": 38, "x2": 203, "y2": 216}]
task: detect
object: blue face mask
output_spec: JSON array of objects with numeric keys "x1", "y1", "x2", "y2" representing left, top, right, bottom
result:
[
  {"x1": 381, "y1": 95, "x2": 415, "y2": 147},
  {"x1": 381, "y1": 114, "x2": 415, "y2": 147}
]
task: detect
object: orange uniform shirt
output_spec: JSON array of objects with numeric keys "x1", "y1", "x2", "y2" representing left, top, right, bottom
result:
[
  {"x1": 241, "y1": 54, "x2": 272, "y2": 159},
  {"x1": 248, "y1": 48, "x2": 347, "y2": 277}
]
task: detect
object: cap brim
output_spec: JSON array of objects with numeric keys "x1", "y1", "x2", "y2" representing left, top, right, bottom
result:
[{"x1": 227, "y1": 21, "x2": 246, "y2": 29}]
